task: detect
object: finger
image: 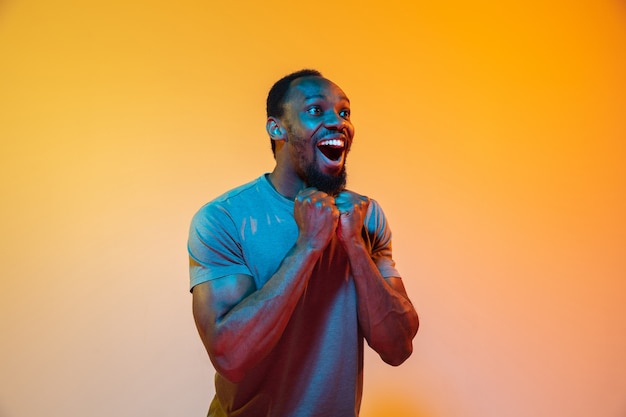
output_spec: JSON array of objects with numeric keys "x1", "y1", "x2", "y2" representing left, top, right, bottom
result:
[
  {"x1": 333, "y1": 191, "x2": 350, "y2": 203},
  {"x1": 295, "y1": 188, "x2": 318, "y2": 200},
  {"x1": 295, "y1": 190, "x2": 325, "y2": 205},
  {"x1": 335, "y1": 197, "x2": 354, "y2": 211}
]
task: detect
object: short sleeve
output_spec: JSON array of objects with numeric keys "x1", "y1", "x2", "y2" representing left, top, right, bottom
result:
[
  {"x1": 363, "y1": 199, "x2": 401, "y2": 279},
  {"x1": 187, "y1": 203, "x2": 252, "y2": 291}
]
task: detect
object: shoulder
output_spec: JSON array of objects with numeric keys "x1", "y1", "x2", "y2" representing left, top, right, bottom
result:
[
  {"x1": 200, "y1": 176, "x2": 267, "y2": 209},
  {"x1": 191, "y1": 176, "x2": 269, "y2": 222},
  {"x1": 360, "y1": 196, "x2": 394, "y2": 244},
  {"x1": 364, "y1": 198, "x2": 388, "y2": 225}
]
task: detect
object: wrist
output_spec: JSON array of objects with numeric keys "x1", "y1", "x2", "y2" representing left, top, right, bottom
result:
[
  {"x1": 294, "y1": 237, "x2": 326, "y2": 258},
  {"x1": 341, "y1": 235, "x2": 367, "y2": 256}
]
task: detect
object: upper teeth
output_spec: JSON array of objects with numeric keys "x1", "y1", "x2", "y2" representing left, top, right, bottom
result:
[{"x1": 318, "y1": 139, "x2": 344, "y2": 147}]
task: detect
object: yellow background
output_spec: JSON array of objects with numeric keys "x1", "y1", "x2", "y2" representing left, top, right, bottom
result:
[{"x1": 1, "y1": 1, "x2": 625, "y2": 416}]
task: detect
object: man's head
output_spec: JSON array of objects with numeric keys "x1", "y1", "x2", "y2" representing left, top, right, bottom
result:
[
  {"x1": 266, "y1": 69, "x2": 323, "y2": 156},
  {"x1": 266, "y1": 70, "x2": 355, "y2": 196}
]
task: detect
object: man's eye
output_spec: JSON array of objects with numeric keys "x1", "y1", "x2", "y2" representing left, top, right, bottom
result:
[
  {"x1": 340, "y1": 109, "x2": 351, "y2": 119},
  {"x1": 307, "y1": 106, "x2": 322, "y2": 115}
]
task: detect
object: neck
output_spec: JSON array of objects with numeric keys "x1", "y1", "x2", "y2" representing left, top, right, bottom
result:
[{"x1": 268, "y1": 168, "x2": 306, "y2": 200}]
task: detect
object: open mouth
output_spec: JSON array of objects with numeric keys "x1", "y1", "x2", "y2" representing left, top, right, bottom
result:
[{"x1": 317, "y1": 139, "x2": 345, "y2": 162}]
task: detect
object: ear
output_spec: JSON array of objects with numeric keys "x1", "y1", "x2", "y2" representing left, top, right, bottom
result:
[{"x1": 266, "y1": 117, "x2": 287, "y2": 141}]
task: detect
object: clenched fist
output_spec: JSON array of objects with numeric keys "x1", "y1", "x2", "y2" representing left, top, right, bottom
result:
[
  {"x1": 334, "y1": 190, "x2": 370, "y2": 246},
  {"x1": 294, "y1": 188, "x2": 340, "y2": 252}
]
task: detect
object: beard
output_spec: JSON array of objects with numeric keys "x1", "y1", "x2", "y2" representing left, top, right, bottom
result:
[
  {"x1": 286, "y1": 125, "x2": 348, "y2": 196},
  {"x1": 304, "y1": 161, "x2": 347, "y2": 196}
]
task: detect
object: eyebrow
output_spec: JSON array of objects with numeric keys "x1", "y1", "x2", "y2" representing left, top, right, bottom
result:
[{"x1": 304, "y1": 94, "x2": 350, "y2": 103}]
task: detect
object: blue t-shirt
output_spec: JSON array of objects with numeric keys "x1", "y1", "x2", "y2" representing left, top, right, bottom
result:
[{"x1": 188, "y1": 174, "x2": 400, "y2": 417}]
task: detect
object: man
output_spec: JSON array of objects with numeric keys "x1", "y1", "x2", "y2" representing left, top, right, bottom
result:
[{"x1": 188, "y1": 69, "x2": 419, "y2": 417}]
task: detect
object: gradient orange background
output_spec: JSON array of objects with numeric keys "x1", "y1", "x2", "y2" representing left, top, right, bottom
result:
[{"x1": 1, "y1": 1, "x2": 625, "y2": 416}]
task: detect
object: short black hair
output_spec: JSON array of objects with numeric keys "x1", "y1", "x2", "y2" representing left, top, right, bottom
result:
[{"x1": 266, "y1": 69, "x2": 323, "y2": 156}]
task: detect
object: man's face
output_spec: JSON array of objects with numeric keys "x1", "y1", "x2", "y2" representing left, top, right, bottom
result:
[{"x1": 281, "y1": 76, "x2": 355, "y2": 195}]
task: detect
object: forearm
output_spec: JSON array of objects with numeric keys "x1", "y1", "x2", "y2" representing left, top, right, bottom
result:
[
  {"x1": 208, "y1": 242, "x2": 322, "y2": 382},
  {"x1": 345, "y1": 240, "x2": 419, "y2": 365}
]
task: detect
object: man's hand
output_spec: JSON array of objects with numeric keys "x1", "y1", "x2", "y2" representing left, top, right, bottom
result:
[
  {"x1": 334, "y1": 190, "x2": 370, "y2": 246},
  {"x1": 294, "y1": 188, "x2": 340, "y2": 251}
]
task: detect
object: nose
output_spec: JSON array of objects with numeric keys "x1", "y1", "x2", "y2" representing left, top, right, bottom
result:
[{"x1": 324, "y1": 110, "x2": 349, "y2": 131}]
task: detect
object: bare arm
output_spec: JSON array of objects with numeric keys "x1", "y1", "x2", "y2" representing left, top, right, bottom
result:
[
  {"x1": 335, "y1": 191, "x2": 419, "y2": 365},
  {"x1": 192, "y1": 188, "x2": 339, "y2": 383},
  {"x1": 192, "y1": 244, "x2": 320, "y2": 383}
]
